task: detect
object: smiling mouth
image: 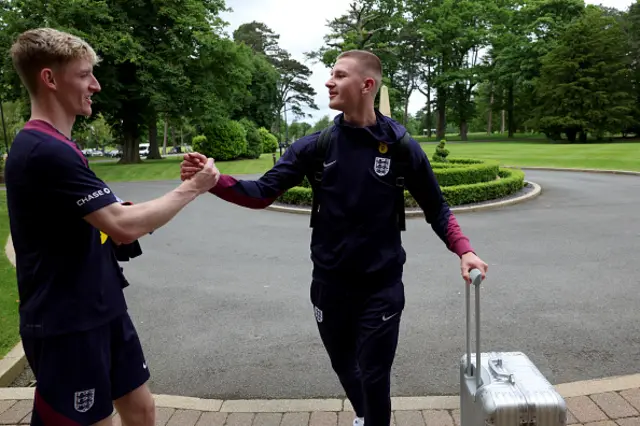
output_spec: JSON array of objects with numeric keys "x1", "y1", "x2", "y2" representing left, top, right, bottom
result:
[{"x1": 85, "y1": 96, "x2": 92, "y2": 104}]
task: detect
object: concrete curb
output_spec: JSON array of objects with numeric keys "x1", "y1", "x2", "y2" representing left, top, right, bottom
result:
[
  {"x1": 510, "y1": 166, "x2": 640, "y2": 176},
  {"x1": 0, "y1": 235, "x2": 25, "y2": 388},
  {"x1": 2, "y1": 373, "x2": 640, "y2": 412},
  {"x1": 266, "y1": 181, "x2": 542, "y2": 216}
]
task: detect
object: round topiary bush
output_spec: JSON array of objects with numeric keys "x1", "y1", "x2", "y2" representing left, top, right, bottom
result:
[
  {"x1": 239, "y1": 118, "x2": 263, "y2": 159},
  {"x1": 277, "y1": 156, "x2": 526, "y2": 208},
  {"x1": 196, "y1": 119, "x2": 247, "y2": 161},
  {"x1": 259, "y1": 127, "x2": 278, "y2": 154}
]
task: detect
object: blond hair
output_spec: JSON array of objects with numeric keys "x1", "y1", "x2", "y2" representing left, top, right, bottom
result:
[
  {"x1": 10, "y1": 28, "x2": 100, "y2": 95},
  {"x1": 337, "y1": 50, "x2": 383, "y2": 95}
]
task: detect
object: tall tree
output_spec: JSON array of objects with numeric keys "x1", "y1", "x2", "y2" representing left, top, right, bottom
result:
[
  {"x1": 624, "y1": 0, "x2": 640, "y2": 135},
  {"x1": 233, "y1": 21, "x2": 318, "y2": 138},
  {"x1": 272, "y1": 49, "x2": 318, "y2": 138},
  {"x1": 532, "y1": 5, "x2": 635, "y2": 141},
  {"x1": 233, "y1": 21, "x2": 281, "y2": 56},
  {"x1": 0, "y1": 0, "x2": 241, "y2": 163}
]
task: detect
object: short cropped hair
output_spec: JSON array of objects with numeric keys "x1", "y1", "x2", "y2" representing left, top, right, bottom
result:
[
  {"x1": 10, "y1": 28, "x2": 100, "y2": 95},
  {"x1": 337, "y1": 50, "x2": 383, "y2": 94}
]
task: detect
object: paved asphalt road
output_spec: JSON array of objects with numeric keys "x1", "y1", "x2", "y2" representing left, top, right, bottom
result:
[{"x1": 108, "y1": 170, "x2": 640, "y2": 400}]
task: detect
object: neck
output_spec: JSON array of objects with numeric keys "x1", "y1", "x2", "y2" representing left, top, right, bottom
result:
[
  {"x1": 30, "y1": 98, "x2": 75, "y2": 139},
  {"x1": 343, "y1": 107, "x2": 377, "y2": 128}
]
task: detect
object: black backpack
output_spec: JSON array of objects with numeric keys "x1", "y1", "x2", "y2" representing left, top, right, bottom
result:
[{"x1": 307, "y1": 125, "x2": 412, "y2": 231}]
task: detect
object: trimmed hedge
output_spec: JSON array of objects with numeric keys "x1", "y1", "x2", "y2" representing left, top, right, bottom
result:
[
  {"x1": 432, "y1": 160, "x2": 499, "y2": 186},
  {"x1": 410, "y1": 168, "x2": 525, "y2": 207},
  {"x1": 278, "y1": 167, "x2": 525, "y2": 208}
]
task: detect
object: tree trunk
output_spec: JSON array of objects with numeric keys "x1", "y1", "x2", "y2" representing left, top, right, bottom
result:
[
  {"x1": 403, "y1": 97, "x2": 410, "y2": 126},
  {"x1": 171, "y1": 126, "x2": 177, "y2": 149},
  {"x1": 436, "y1": 87, "x2": 446, "y2": 140},
  {"x1": 460, "y1": 120, "x2": 468, "y2": 141},
  {"x1": 566, "y1": 129, "x2": 578, "y2": 142},
  {"x1": 579, "y1": 131, "x2": 587, "y2": 143},
  {"x1": 147, "y1": 114, "x2": 162, "y2": 159},
  {"x1": 501, "y1": 109, "x2": 506, "y2": 133},
  {"x1": 488, "y1": 83, "x2": 494, "y2": 135},
  {"x1": 162, "y1": 115, "x2": 168, "y2": 155},
  {"x1": 507, "y1": 83, "x2": 515, "y2": 138},
  {"x1": 426, "y1": 92, "x2": 432, "y2": 138},
  {"x1": 118, "y1": 119, "x2": 141, "y2": 164}
]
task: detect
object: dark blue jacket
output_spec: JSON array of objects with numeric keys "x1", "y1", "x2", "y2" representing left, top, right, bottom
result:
[{"x1": 210, "y1": 111, "x2": 473, "y2": 285}]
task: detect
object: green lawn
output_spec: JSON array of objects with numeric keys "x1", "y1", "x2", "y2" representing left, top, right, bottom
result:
[
  {"x1": 87, "y1": 142, "x2": 640, "y2": 184},
  {"x1": 0, "y1": 195, "x2": 20, "y2": 358},
  {"x1": 90, "y1": 154, "x2": 279, "y2": 182},
  {"x1": 414, "y1": 132, "x2": 547, "y2": 142},
  {"x1": 421, "y1": 141, "x2": 640, "y2": 171}
]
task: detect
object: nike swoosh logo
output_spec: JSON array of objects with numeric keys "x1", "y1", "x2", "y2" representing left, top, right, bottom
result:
[
  {"x1": 323, "y1": 160, "x2": 336, "y2": 168},
  {"x1": 382, "y1": 313, "x2": 398, "y2": 321}
]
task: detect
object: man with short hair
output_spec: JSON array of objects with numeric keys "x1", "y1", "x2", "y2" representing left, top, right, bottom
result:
[
  {"x1": 5, "y1": 27, "x2": 220, "y2": 426},
  {"x1": 181, "y1": 49, "x2": 488, "y2": 426}
]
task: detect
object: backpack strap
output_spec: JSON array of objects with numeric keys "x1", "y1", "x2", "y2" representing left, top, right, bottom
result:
[
  {"x1": 390, "y1": 132, "x2": 412, "y2": 231},
  {"x1": 309, "y1": 125, "x2": 333, "y2": 228}
]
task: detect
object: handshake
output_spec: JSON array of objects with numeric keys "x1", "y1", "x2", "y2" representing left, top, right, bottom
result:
[{"x1": 179, "y1": 152, "x2": 221, "y2": 194}]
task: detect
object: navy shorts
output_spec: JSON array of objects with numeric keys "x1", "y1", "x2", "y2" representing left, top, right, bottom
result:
[{"x1": 22, "y1": 312, "x2": 150, "y2": 426}]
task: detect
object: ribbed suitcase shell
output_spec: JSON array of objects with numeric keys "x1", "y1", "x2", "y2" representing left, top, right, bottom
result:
[
  {"x1": 460, "y1": 351, "x2": 567, "y2": 425},
  {"x1": 460, "y1": 270, "x2": 567, "y2": 425}
]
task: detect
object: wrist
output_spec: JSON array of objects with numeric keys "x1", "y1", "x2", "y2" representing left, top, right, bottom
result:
[{"x1": 175, "y1": 180, "x2": 200, "y2": 201}]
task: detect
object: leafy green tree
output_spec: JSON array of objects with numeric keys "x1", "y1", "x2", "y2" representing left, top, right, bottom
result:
[{"x1": 532, "y1": 5, "x2": 635, "y2": 141}]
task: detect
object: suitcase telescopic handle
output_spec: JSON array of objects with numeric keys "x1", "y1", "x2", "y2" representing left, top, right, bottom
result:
[{"x1": 465, "y1": 268, "x2": 483, "y2": 389}]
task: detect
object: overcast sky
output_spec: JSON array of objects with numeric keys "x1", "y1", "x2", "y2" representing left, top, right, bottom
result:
[{"x1": 221, "y1": 0, "x2": 635, "y2": 124}]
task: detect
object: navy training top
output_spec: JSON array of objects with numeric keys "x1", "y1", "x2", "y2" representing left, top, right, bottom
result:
[
  {"x1": 209, "y1": 111, "x2": 474, "y2": 285},
  {"x1": 5, "y1": 120, "x2": 128, "y2": 338}
]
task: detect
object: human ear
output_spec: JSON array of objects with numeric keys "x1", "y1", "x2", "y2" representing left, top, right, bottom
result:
[
  {"x1": 362, "y1": 77, "x2": 376, "y2": 94},
  {"x1": 40, "y1": 68, "x2": 57, "y2": 91}
]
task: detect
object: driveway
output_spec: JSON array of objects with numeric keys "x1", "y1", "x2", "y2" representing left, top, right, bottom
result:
[{"x1": 107, "y1": 170, "x2": 640, "y2": 399}]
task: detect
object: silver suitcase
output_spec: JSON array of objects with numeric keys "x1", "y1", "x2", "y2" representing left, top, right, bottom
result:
[{"x1": 460, "y1": 269, "x2": 567, "y2": 426}]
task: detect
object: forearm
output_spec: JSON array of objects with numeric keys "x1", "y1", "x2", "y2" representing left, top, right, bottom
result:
[
  {"x1": 407, "y1": 153, "x2": 473, "y2": 257},
  {"x1": 114, "y1": 182, "x2": 199, "y2": 242},
  {"x1": 208, "y1": 174, "x2": 286, "y2": 209}
]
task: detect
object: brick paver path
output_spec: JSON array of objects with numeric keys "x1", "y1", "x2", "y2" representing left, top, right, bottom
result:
[{"x1": 3, "y1": 389, "x2": 640, "y2": 425}]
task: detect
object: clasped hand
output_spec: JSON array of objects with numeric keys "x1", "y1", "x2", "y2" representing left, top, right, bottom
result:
[
  {"x1": 181, "y1": 152, "x2": 210, "y2": 182},
  {"x1": 181, "y1": 152, "x2": 220, "y2": 193}
]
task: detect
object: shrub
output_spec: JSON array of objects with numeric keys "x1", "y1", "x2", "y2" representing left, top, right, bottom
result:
[
  {"x1": 432, "y1": 139, "x2": 450, "y2": 162},
  {"x1": 199, "y1": 119, "x2": 247, "y2": 161},
  {"x1": 259, "y1": 127, "x2": 278, "y2": 154},
  {"x1": 432, "y1": 160, "x2": 500, "y2": 186},
  {"x1": 409, "y1": 168, "x2": 525, "y2": 207},
  {"x1": 191, "y1": 134, "x2": 208, "y2": 154},
  {"x1": 239, "y1": 118, "x2": 263, "y2": 159},
  {"x1": 277, "y1": 167, "x2": 525, "y2": 208}
]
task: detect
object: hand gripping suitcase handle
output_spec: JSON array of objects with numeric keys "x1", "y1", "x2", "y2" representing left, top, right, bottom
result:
[{"x1": 465, "y1": 268, "x2": 483, "y2": 389}]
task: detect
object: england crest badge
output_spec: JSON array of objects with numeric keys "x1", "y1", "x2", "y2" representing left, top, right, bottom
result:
[
  {"x1": 374, "y1": 157, "x2": 391, "y2": 176},
  {"x1": 74, "y1": 389, "x2": 95, "y2": 413}
]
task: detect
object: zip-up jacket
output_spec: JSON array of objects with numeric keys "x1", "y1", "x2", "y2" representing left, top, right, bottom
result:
[{"x1": 209, "y1": 112, "x2": 474, "y2": 285}]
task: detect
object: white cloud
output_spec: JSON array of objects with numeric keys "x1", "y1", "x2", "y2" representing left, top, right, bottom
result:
[{"x1": 222, "y1": 0, "x2": 635, "y2": 125}]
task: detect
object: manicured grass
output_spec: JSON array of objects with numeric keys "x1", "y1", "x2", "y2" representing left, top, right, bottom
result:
[
  {"x1": 0, "y1": 194, "x2": 20, "y2": 358},
  {"x1": 90, "y1": 154, "x2": 280, "y2": 183},
  {"x1": 414, "y1": 132, "x2": 547, "y2": 142},
  {"x1": 87, "y1": 141, "x2": 640, "y2": 184},
  {"x1": 421, "y1": 141, "x2": 640, "y2": 171}
]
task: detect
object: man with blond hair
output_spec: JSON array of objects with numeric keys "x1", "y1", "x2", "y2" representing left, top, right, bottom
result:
[
  {"x1": 5, "y1": 28, "x2": 220, "y2": 426},
  {"x1": 180, "y1": 49, "x2": 489, "y2": 426}
]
